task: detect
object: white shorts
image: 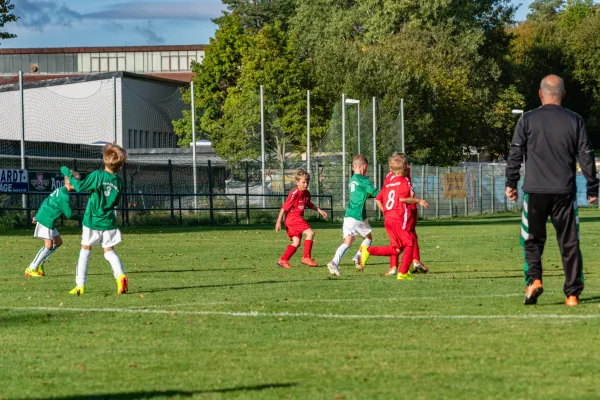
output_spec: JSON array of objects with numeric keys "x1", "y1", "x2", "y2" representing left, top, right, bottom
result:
[
  {"x1": 81, "y1": 226, "x2": 122, "y2": 248},
  {"x1": 34, "y1": 223, "x2": 59, "y2": 240},
  {"x1": 342, "y1": 217, "x2": 372, "y2": 239}
]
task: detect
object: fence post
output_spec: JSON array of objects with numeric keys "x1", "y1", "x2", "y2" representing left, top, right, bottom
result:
[
  {"x1": 420, "y1": 165, "x2": 425, "y2": 219},
  {"x1": 122, "y1": 163, "x2": 127, "y2": 227},
  {"x1": 378, "y1": 164, "x2": 384, "y2": 221},
  {"x1": 168, "y1": 159, "x2": 175, "y2": 224},
  {"x1": 479, "y1": 165, "x2": 483, "y2": 214},
  {"x1": 504, "y1": 171, "x2": 508, "y2": 211},
  {"x1": 245, "y1": 162, "x2": 250, "y2": 224},
  {"x1": 491, "y1": 169, "x2": 495, "y2": 214},
  {"x1": 435, "y1": 166, "x2": 440, "y2": 219},
  {"x1": 316, "y1": 162, "x2": 321, "y2": 218},
  {"x1": 235, "y1": 194, "x2": 239, "y2": 225},
  {"x1": 464, "y1": 166, "x2": 468, "y2": 217},
  {"x1": 208, "y1": 160, "x2": 214, "y2": 225},
  {"x1": 448, "y1": 167, "x2": 453, "y2": 217}
]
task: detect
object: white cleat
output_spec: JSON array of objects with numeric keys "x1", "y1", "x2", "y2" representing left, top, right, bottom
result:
[
  {"x1": 327, "y1": 262, "x2": 341, "y2": 277},
  {"x1": 353, "y1": 257, "x2": 363, "y2": 272}
]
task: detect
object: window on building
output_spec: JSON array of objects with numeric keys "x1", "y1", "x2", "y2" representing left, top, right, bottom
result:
[{"x1": 128, "y1": 129, "x2": 133, "y2": 148}]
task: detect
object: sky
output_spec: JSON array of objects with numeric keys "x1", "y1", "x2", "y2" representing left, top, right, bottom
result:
[{"x1": 2, "y1": 0, "x2": 533, "y2": 49}]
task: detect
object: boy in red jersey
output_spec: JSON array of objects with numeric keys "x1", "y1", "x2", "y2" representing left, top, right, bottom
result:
[
  {"x1": 362, "y1": 154, "x2": 429, "y2": 280},
  {"x1": 383, "y1": 152, "x2": 428, "y2": 274},
  {"x1": 275, "y1": 170, "x2": 328, "y2": 269}
]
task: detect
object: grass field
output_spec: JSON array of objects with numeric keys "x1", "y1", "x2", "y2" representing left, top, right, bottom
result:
[{"x1": 2, "y1": 210, "x2": 600, "y2": 399}]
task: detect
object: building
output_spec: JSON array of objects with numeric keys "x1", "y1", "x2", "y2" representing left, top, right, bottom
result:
[{"x1": 0, "y1": 45, "x2": 205, "y2": 83}]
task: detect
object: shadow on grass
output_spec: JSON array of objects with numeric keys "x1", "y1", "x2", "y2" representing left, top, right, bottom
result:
[
  {"x1": 21, "y1": 383, "x2": 299, "y2": 400},
  {"x1": 139, "y1": 279, "x2": 312, "y2": 294}
]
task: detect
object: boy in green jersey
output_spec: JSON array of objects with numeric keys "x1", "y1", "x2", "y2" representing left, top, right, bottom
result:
[
  {"x1": 60, "y1": 143, "x2": 128, "y2": 295},
  {"x1": 25, "y1": 172, "x2": 82, "y2": 277},
  {"x1": 327, "y1": 155, "x2": 379, "y2": 277}
]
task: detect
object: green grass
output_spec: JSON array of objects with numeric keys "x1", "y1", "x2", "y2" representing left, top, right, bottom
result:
[{"x1": 2, "y1": 210, "x2": 600, "y2": 399}]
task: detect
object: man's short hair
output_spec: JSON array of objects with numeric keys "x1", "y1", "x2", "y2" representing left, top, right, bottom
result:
[
  {"x1": 352, "y1": 154, "x2": 368, "y2": 167},
  {"x1": 295, "y1": 169, "x2": 310, "y2": 181},
  {"x1": 103, "y1": 144, "x2": 128, "y2": 172},
  {"x1": 389, "y1": 154, "x2": 406, "y2": 176},
  {"x1": 540, "y1": 75, "x2": 565, "y2": 98}
]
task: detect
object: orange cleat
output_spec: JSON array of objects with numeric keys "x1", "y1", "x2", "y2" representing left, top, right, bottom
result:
[
  {"x1": 301, "y1": 257, "x2": 319, "y2": 267},
  {"x1": 277, "y1": 259, "x2": 293, "y2": 269},
  {"x1": 524, "y1": 279, "x2": 543, "y2": 305},
  {"x1": 565, "y1": 296, "x2": 579, "y2": 307}
]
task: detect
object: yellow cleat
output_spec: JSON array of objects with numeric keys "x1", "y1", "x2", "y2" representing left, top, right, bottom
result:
[
  {"x1": 117, "y1": 274, "x2": 128, "y2": 294},
  {"x1": 25, "y1": 268, "x2": 45, "y2": 277},
  {"x1": 69, "y1": 286, "x2": 85, "y2": 295},
  {"x1": 397, "y1": 271, "x2": 413, "y2": 281},
  {"x1": 359, "y1": 246, "x2": 370, "y2": 271},
  {"x1": 38, "y1": 263, "x2": 45, "y2": 276}
]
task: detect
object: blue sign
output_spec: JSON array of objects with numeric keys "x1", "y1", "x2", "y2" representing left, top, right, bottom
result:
[{"x1": 0, "y1": 169, "x2": 28, "y2": 193}]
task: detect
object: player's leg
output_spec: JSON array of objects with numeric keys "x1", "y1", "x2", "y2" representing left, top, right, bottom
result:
[
  {"x1": 352, "y1": 220, "x2": 373, "y2": 267},
  {"x1": 549, "y1": 194, "x2": 582, "y2": 306},
  {"x1": 278, "y1": 236, "x2": 300, "y2": 269},
  {"x1": 301, "y1": 229, "x2": 318, "y2": 267},
  {"x1": 328, "y1": 234, "x2": 355, "y2": 277},
  {"x1": 101, "y1": 229, "x2": 127, "y2": 294},
  {"x1": 522, "y1": 193, "x2": 551, "y2": 305},
  {"x1": 26, "y1": 225, "x2": 58, "y2": 277},
  {"x1": 411, "y1": 231, "x2": 428, "y2": 273},
  {"x1": 70, "y1": 227, "x2": 99, "y2": 294},
  {"x1": 352, "y1": 233, "x2": 373, "y2": 263},
  {"x1": 397, "y1": 246, "x2": 414, "y2": 280}
]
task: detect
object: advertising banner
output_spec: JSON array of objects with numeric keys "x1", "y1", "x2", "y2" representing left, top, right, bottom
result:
[
  {"x1": 444, "y1": 173, "x2": 467, "y2": 199},
  {"x1": 0, "y1": 169, "x2": 28, "y2": 193}
]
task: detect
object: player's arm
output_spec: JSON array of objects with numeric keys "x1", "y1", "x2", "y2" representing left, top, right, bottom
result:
[
  {"x1": 58, "y1": 194, "x2": 83, "y2": 221},
  {"x1": 505, "y1": 118, "x2": 527, "y2": 202},
  {"x1": 365, "y1": 181, "x2": 380, "y2": 198},
  {"x1": 577, "y1": 118, "x2": 599, "y2": 204},
  {"x1": 276, "y1": 192, "x2": 294, "y2": 231},
  {"x1": 275, "y1": 208, "x2": 286, "y2": 232},
  {"x1": 375, "y1": 199, "x2": 385, "y2": 213},
  {"x1": 399, "y1": 197, "x2": 429, "y2": 208},
  {"x1": 306, "y1": 197, "x2": 327, "y2": 219},
  {"x1": 60, "y1": 167, "x2": 97, "y2": 192}
]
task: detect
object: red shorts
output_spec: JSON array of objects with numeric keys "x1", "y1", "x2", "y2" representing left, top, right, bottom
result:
[
  {"x1": 384, "y1": 219, "x2": 415, "y2": 250},
  {"x1": 285, "y1": 218, "x2": 310, "y2": 240}
]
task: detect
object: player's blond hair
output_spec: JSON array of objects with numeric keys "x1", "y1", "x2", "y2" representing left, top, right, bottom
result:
[
  {"x1": 389, "y1": 154, "x2": 407, "y2": 176},
  {"x1": 103, "y1": 144, "x2": 128, "y2": 172},
  {"x1": 295, "y1": 169, "x2": 310, "y2": 181},
  {"x1": 352, "y1": 154, "x2": 368, "y2": 167}
]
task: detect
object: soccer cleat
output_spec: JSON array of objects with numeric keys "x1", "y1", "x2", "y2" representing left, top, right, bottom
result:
[
  {"x1": 69, "y1": 286, "x2": 85, "y2": 295},
  {"x1": 25, "y1": 268, "x2": 44, "y2": 278},
  {"x1": 359, "y1": 246, "x2": 370, "y2": 271},
  {"x1": 38, "y1": 263, "x2": 45, "y2": 276},
  {"x1": 412, "y1": 260, "x2": 429, "y2": 274},
  {"x1": 524, "y1": 279, "x2": 543, "y2": 305},
  {"x1": 385, "y1": 267, "x2": 398, "y2": 276},
  {"x1": 353, "y1": 256, "x2": 361, "y2": 271},
  {"x1": 301, "y1": 257, "x2": 319, "y2": 267},
  {"x1": 117, "y1": 274, "x2": 128, "y2": 294},
  {"x1": 397, "y1": 271, "x2": 413, "y2": 281},
  {"x1": 277, "y1": 259, "x2": 293, "y2": 269},
  {"x1": 565, "y1": 296, "x2": 579, "y2": 307},
  {"x1": 327, "y1": 262, "x2": 341, "y2": 277}
]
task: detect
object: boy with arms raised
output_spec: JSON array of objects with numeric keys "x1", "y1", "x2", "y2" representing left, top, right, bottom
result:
[
  {"x1": 25, "y1": 172, "x2": 82, "y2": 277},
  {"x1": 327, "y1": 155, "x2": 379, "y2": 277},
  {"x1": 276, "y1": 170, "x2": 328, "y2": 269},
  {"x1": 60, "y1": 144, "x2": 128, "y2": 295},
  {"x1": 362, "y1": 154, "x2": 429, "y2": 280}
]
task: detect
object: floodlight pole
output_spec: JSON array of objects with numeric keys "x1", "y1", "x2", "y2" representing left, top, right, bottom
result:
[
  {"x1": 113, "y1": 77, "x2": 117, "y2": 144},
  {"x1": 372, "y1": 97, "x2": 376, "y2": 188},
  {"x1": 342, "y1": 93, "x2": 346, "y2": 206},
  {"x1": 191, "y1": 81, "x2": 198, "y2": 211},
  {"x1": 307, "y1": 90, "x2": 311, "y2": 174},
  {"x1": 401, "y1": 98, "x2": 405, "y2": 153},
  {"x1": 19, "y1": 71, "x2": 25, "y2": 170},
  {"x1": 357, "y1": 102, "x2": 361, "y2": 154},
  {"x1": 260, "y1": 85, "x2": 266, "y2": 208}
]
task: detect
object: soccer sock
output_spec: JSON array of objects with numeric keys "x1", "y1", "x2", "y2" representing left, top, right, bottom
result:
[
  {"x1": 281, "y1": 245, "x2": 298, "y2": 261},
  {"x1": 400, "y1": 246, "x2": 414, "y2": 274},
  {"x1": 303, "y1": 240, "x2": 313, "y2": 258},
  {"x1": 104, "y1": 251, "x2": 125, "y2": 279},
  {"x1": 29, "y1": 247, "x2": 52, "y2": 270},
  {"x1": 353, "y1": 238, "x2": 372, "y2": 260},
  {"x1": 390, "y1": 252, "x2": 399, "y2": 269},
  {"x1": 41, "y1": 245, "x2": 57, "y2": 264},
  {"x1": 413, "y1": 235, "x2": 421, "y2": 262},
  {"x1": 367, "y1": 246, "x2": 397, "y2": 256},
  {"x1": 332, "y1": 243, "x2": 349, "y2": 266},
  {"x1": 76, "y1": 249, "x2": 91, "y2": 286}
]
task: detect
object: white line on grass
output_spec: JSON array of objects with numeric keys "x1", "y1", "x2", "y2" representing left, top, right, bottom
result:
[{"x1": 2, "y1": 306, "x2": 600, "y2": 320}]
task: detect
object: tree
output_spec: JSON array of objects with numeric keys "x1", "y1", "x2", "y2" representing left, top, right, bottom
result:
[
  {"x1": 216, "y1": 0, "x2": 297, "y2": 31},
  {"x1": 0, "y1": 0, "x2": 18, "y2": 44}
]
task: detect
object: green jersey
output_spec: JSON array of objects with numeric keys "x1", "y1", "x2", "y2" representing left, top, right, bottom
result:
[
  {"x1": 35, "y1": 186, "x2": 80, "y2": 229},
  {"x1": 345, "y1": 174, "x2": 379, "y2": 221},
  {"x1": 61, "y1": 167, "x2": 123, "y2": 231}
]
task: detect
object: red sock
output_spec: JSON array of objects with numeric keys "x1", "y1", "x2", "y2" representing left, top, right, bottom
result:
[
  {"x1": 413, "y1": 233, "x2": 421, "y2": 262},
  {"x1": 390, "y1": 252, "x2": 399, "y2": 269},
  {"x1": 368, "y1": 246, "x2": 397, "y2": 256},
  {"x1": 399, "y1": 246, "x2": 414, "y2": 274},
  {"x1": 281, "y1": 245, "x2": 298, "y2": 261},
  {"x1": 303, "y1": 240, "x2": 313, "y2": 258}
]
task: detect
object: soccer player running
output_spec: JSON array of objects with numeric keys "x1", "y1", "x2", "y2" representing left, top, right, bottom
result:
[
  {"x1": 505, "y1": 74, "x2": 598, "y2": 307},
  {"x1": 61, "y1": 143, "x2": 129, "y2": 295},
  {"x1": 276, "y1": 170, "x2": 328, "y2": 269},
  {"x1": 327, "y1": 155, "x2": 379, "y2": 278},
  {"x1": 361, "y1": 154, "x2": 429, "y2": 280},
  {"x1": 25, "y1": 172, "x2": 82, "y2": 277}
]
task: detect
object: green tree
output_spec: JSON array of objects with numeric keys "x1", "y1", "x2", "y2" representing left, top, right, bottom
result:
[
  {"x1": 216, "y1": 0, "x2": 297, "y2": 31},
  {"x1": 0, "y1": 0, "x2": 17, "y2": 44}
]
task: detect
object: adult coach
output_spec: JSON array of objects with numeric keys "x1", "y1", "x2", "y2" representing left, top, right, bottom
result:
[{"x1": 505, "y1": 74, "x2": 598, "y2": 307}]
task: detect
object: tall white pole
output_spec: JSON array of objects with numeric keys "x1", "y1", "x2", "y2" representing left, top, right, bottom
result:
[
  {"x1": 342, "y1": 94, "x2": 346, "y2": 206},
  {"x1": 19, "y1": 71, "x2": 25, "y2": 170},
  {"x1": 260, "y1": 85, "x2": 266, "y2": 208},
  {"x1": 357, "y1": 102, "x2": 361, "y2": 154},
  {"x1": 307, "y1": 90, "x2": 311, "y2": 174},
  {"x1": 372, "y1": 97, "x2": 376, "y2": 188},
  {"x1": 113, "y1": 77, "x2": 117, "y2": 144},
  {"x1": 191, "y1": 82, "x2": 198, "y2": 211},
  {"x1": 401, "y1": 98, "x2": 405, "y2": 153}
]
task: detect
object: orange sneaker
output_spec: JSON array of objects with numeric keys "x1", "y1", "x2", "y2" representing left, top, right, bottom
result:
[
  {"x1": 565, "y1": 296, "x2": 579, "y2": 307},
  {"x1": 301, "y1": 257, "x2": 318, "y2": 267},
  {"x1": 524, "y1": 279, "x2": 543, "y2": 305},
  {"x1": 277, "y1": 259, "x2": 293, "y2": 269}
]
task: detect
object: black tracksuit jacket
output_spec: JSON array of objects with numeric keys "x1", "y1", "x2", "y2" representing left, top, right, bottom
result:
[{"x1": 506, "y1": 104, "x2": 599, "y2": 197}]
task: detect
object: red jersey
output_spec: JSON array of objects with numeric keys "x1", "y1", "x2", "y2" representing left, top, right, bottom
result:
[
  {"x1": 282, "y1": 188, "x2": 314, "y2": 222},
  {"x1": 376, "y1": 176, "x2": 416, "y2": 231}
]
